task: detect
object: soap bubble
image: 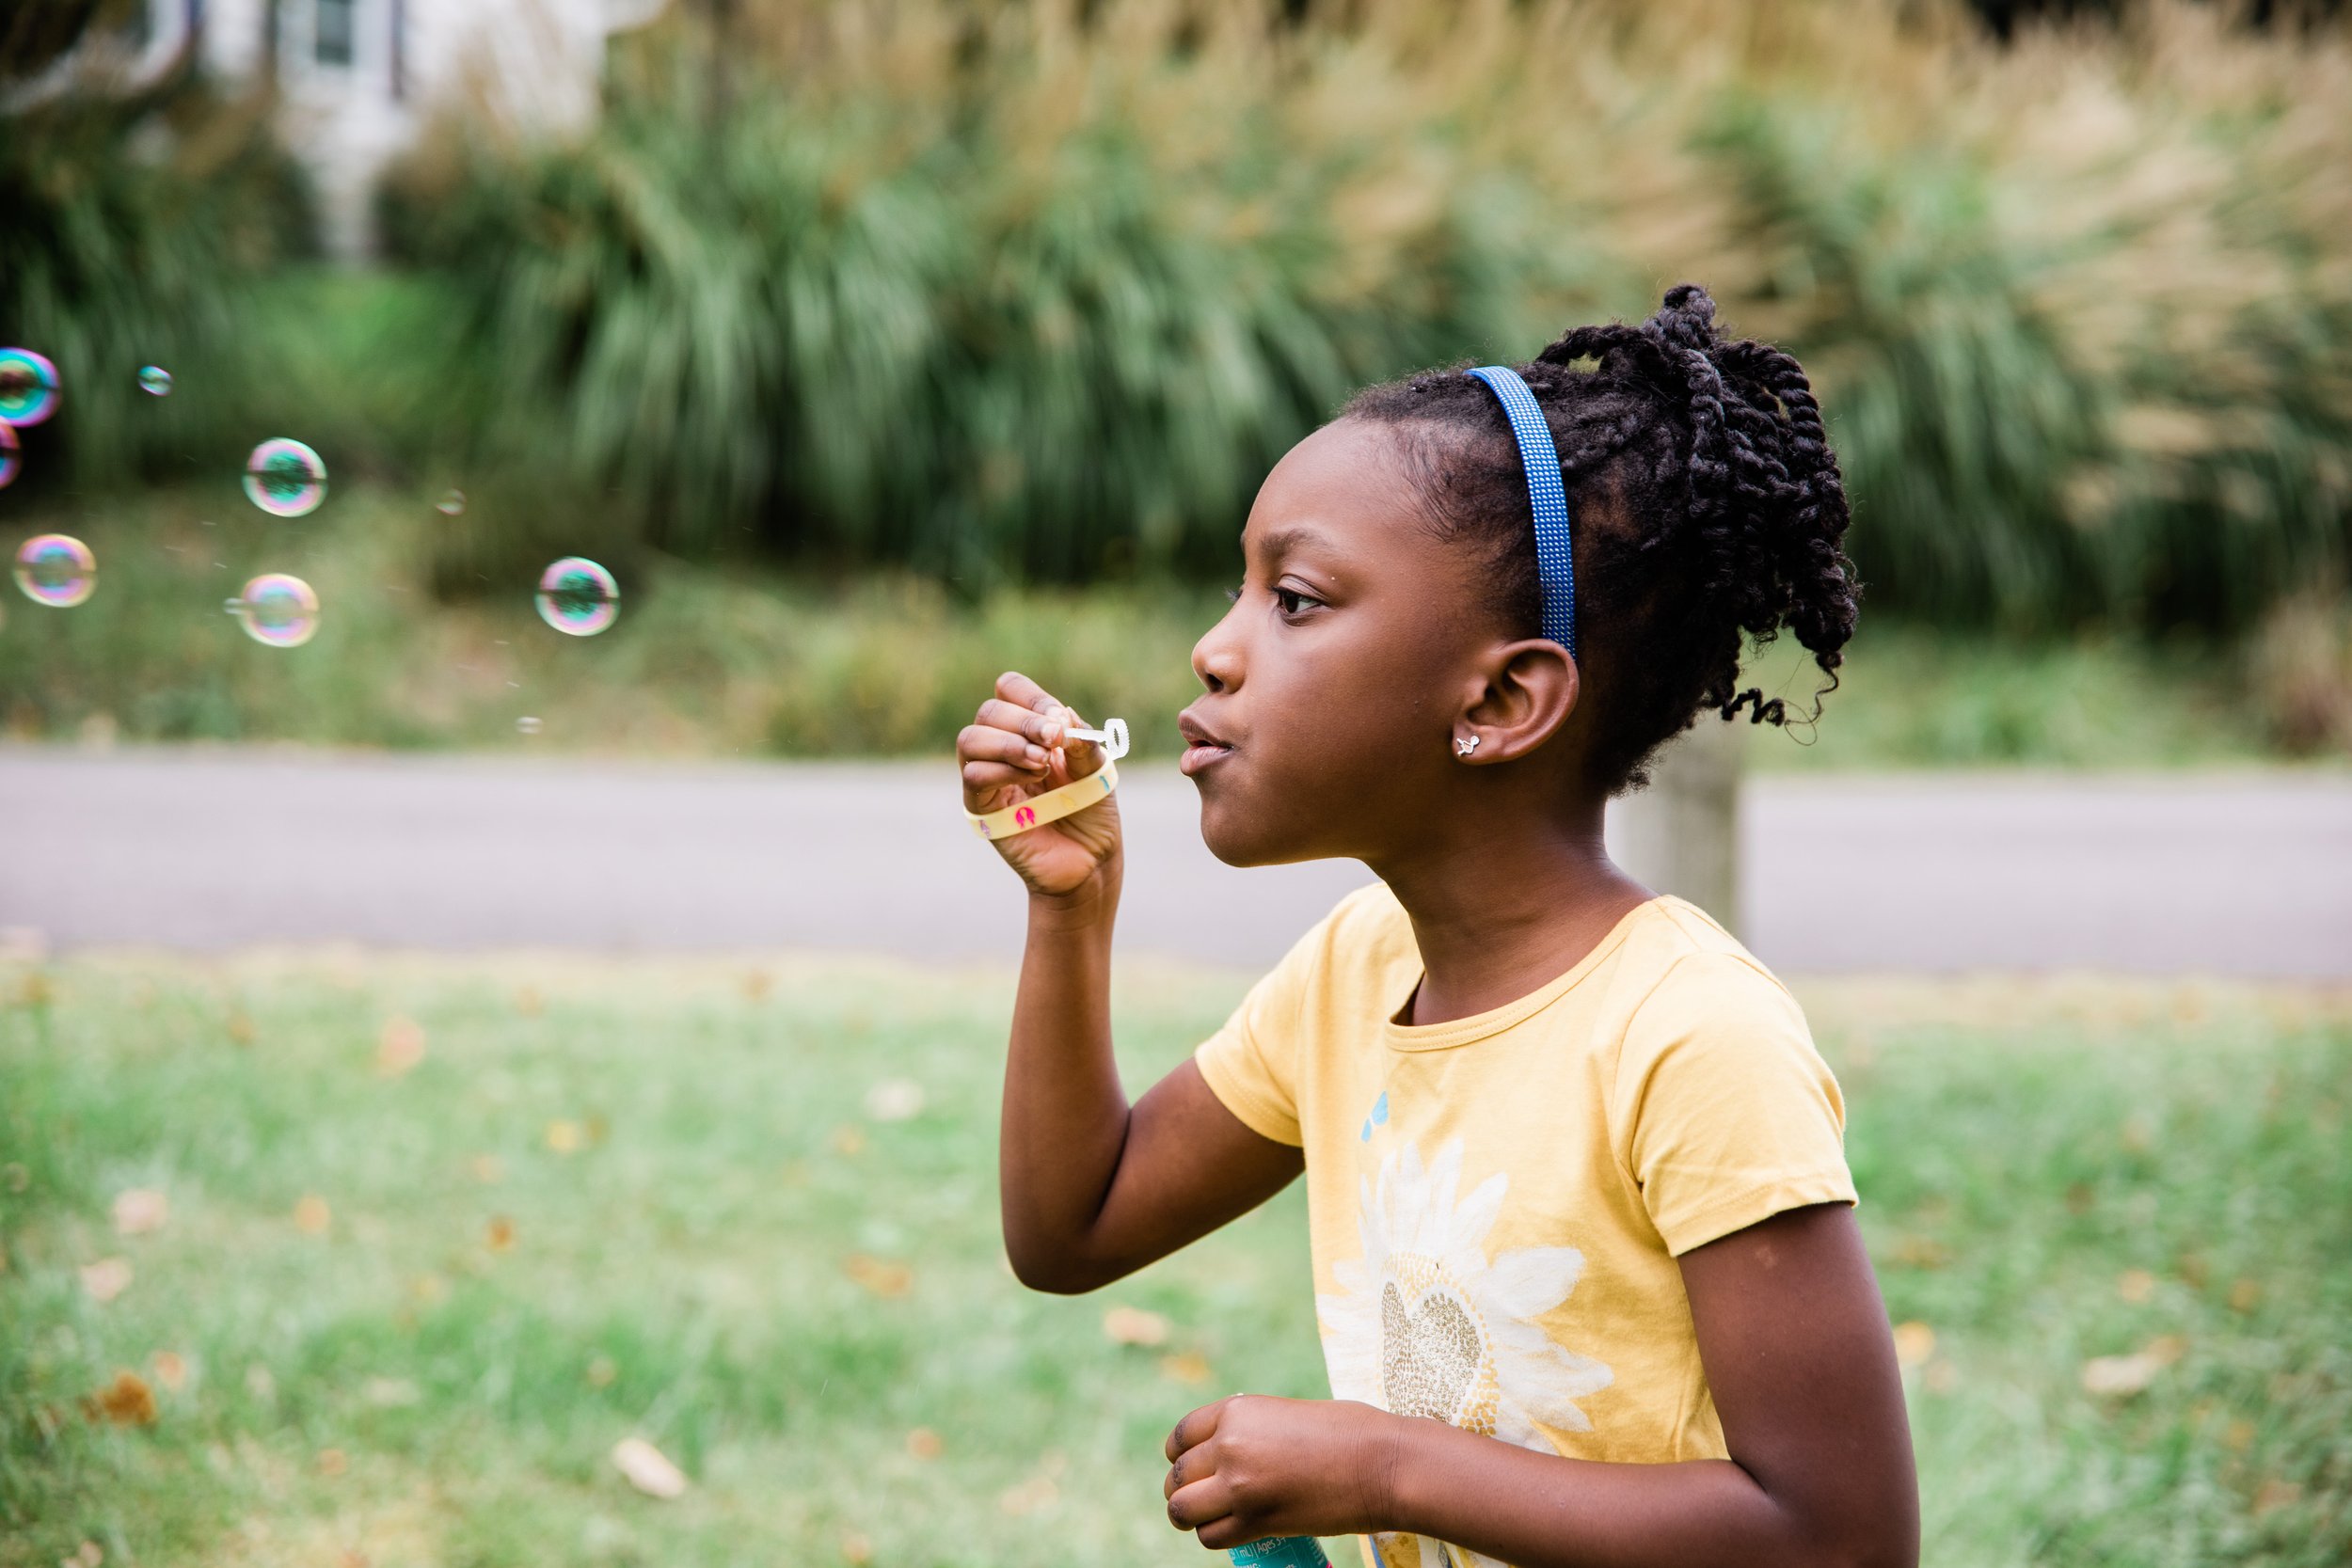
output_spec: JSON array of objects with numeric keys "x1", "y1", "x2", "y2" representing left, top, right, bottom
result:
[
  {"x1": 228, "y1": 573, "x2": 320, "y2": 647},
  {"x1": 14, "y1": 533, "x2": 96, "y2": 608},
  {"x1": 243, "y1": 438, "x2": 327, "y2": 517},
  {"x1": 516, "y1": 716, "x2": 543, "y2": 736},
  {"x1": 0, "y1": 349, "x2": 61, "y2": 427},
  {"x1": 0, "y1": 423, "x2": 18, "y2": 489},
  {"x1": 435, "y1": 489, "x2": 467, "y2": 516},
  {"x1": 535, "y1": 557, "x2": 619, "y2": 637},
  {"x1": 138, "y1": 365, "x2": 173, "y2": 397}
]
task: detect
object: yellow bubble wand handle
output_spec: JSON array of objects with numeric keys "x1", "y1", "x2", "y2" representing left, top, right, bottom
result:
[{"x1": 965, "y1": 759, "x2": 1120, "y2": 841}]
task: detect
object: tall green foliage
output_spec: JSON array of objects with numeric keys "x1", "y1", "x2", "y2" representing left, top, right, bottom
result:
[{"x1": 0, "y1": 68, "x2": 310, "y2": 492}]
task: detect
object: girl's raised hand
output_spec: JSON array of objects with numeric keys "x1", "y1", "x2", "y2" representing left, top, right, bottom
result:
[{"x1": 958, "y1": 671, "x2": 1123, "y2": 901}]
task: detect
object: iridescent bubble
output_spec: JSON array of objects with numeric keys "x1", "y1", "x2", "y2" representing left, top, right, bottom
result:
[
  {"x1": 138, "y1": 365, "x2": 173, "y2": 397},
  {"x1": 0, "y1": 423, "x2": 18, "y2": 489},
  {"x1": 436, "y1": 489, "x2": 467, "y2": 516},
  {"x1": 535, "y1": 557, "x2": 619, "y2": 636},
  {"x1": 516, "y1": 716, "x2": 544, "y2": 736},
  {"x1": 14, "y1": 533, "x2": 96, "y2": 608},
  {"x1": 243, "y1": 438, "x2": 328, "y2": 517},
  {"x1": 228, "y1": 572, "x2": 320, "y2": 647},
  {"x1": 0, "y1": 349, "x2": 61, "y2": 427}
]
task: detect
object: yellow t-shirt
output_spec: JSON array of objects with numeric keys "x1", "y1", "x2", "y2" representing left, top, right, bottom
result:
[{"x1": 1193, "y1": 884, "x2": 1856, "y2": 1568}]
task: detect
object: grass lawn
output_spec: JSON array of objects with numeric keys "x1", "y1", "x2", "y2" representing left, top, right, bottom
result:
[{"x1": 2, "y1": 956, "x2": 2347, "y2": 1567}]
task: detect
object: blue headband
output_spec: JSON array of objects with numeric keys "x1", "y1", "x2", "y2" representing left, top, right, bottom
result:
[{"x1": 1465, "y1": 365, "x2": 1577, "y2": 658}]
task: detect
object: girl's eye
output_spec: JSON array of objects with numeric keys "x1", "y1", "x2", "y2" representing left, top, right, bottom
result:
[{"x1": 1274, "y1": 587, "x2": 1320, "y2": 615}]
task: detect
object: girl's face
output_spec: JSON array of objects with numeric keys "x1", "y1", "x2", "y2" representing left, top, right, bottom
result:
[{"x1": 1181, "y1": 418, "x2": 1517, "y2": 867}]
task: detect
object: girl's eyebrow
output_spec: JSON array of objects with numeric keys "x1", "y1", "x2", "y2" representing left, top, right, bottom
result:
[{"x1": 1246, "y1": 524, "x2": 1339, "y2": 562}]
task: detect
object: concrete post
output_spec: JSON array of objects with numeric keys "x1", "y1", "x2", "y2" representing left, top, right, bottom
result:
[{"x1": 1603, "y1": 716, "x2": 1746, "y2": 937}]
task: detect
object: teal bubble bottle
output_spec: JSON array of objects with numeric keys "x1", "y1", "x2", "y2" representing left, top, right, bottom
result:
[{"x1": 1230, "y1": 1540, "x2": 1332, "y2": 1568}]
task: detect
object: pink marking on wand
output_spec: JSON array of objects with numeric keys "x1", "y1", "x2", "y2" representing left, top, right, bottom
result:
[{"x1": 1014, "y1": 805, "x2": 1037, "y2": 829}]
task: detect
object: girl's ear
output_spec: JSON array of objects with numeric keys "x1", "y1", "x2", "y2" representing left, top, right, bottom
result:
[{"x1": 1458, "y1": 640, "x2": 1580, "y2": 763}]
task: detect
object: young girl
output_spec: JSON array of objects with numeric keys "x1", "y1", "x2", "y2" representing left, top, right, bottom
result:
[{"x1": 955, "y1": 286, "x2": 1917, "y2": 1568}]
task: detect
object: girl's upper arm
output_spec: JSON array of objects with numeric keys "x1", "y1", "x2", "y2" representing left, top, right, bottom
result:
[
  {"x1": 1070, "y1": 1058, "x2": 1304, "y2": 1290},
  {"x1": 1677, "y1": 1202, "x2": 1921, "y2": 1568}
]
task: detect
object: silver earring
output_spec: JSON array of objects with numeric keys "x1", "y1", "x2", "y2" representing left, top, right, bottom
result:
[{"x1": 1454, "y1": 734, "x2": 1481, "y2": 757}]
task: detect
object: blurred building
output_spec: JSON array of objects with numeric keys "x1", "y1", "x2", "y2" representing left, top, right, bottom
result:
[{"x1": 62, "y1": 0, "x2": 671, "y2": 257}]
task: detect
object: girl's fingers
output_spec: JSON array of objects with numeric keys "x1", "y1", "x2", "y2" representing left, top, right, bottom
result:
[
  {"x1": 975, "y1": 697, "x2": 1067, "y2": 749},
  {"x1": 962, "y1": 759, "x2": 1045, "y2": 796},
  {"x1": 1165, "y1": 1475, "x2": 1235, "y2": 1535},
  {"x1": 957, "y1": 722, "x2": 1050, "y2": 770},
  {"x1": 994, "y1": 671, "x2": 1063, "y2": 720}
]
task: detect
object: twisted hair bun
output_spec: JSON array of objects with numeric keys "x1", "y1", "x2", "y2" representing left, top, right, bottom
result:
[{"x1": 1347, "y1": 285, "x2": 1861, "y2": 793}]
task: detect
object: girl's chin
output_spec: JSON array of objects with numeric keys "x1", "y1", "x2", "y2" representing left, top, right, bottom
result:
[{"x1": 1197, "y1": 797, "x2": 1313, "y2": 870}]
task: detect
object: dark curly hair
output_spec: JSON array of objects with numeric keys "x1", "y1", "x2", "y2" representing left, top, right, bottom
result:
[{"x1": 1345, "y1": 284, "x2": 1861, "y2": 796}]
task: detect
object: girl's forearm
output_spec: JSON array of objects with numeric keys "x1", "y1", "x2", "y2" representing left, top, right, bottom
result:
[
  {"x1": 1380, "y1": 1418, "x2": 1873, "y2": 1568},
  {"x1": 998, "y1": 875, "x2": 1129, "y2": 1291}
]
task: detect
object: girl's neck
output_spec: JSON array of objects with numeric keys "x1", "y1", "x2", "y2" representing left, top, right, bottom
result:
[{"x1": 1373, "y1": 798, "x2": 1654, "y2": 1029}]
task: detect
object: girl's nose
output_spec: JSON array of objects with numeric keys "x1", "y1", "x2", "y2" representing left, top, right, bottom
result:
[{"x1": 1192, "y1": 607, "x2": 1243, "y2": 694}]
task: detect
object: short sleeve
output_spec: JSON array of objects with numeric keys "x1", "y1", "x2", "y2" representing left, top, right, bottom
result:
[
  {"x1": 1191, "y1": 904, "x2": 1346, "y2": 1148},
  {"x1": 1611, "y1": 953, "x2": 1857, "y2": 1256}
]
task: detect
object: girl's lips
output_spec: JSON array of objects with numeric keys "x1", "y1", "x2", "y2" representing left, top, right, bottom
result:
[{"x1": 1179, "y1": 742, "x2": 1234, "y2": 777}]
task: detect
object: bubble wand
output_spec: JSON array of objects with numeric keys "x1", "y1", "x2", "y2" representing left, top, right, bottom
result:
[{"x1": 962, "y1": 715, "x2": 1129, "y2": 841}]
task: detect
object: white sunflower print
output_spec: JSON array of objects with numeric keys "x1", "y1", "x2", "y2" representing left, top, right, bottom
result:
[{"x1": 1316, "y1": 1137, "x2": 1613, "y2": 1568}]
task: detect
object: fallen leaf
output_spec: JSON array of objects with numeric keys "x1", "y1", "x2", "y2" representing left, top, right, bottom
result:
[
  {"x1": 112, "y1": 1187, "x2": 169, "y2": 1236},
  {"x1": 317, "y1": 1447, "x2": 347, "y2": 1477},
  {"x1": 469, "y1": 1154, "x2": 503, "y2": 1184},
  {"x1": 74, "y1": 1542, "x2": 102, "y2": 1568},
  {"x1": 2117, "y1": 1268, "x2": 2157, "y2": 1304},
  {"x1": 844, "y1": 1254, "x2": 913, "y2": 1298},
  {"x1": 1104, "y1": 1306, "x2": 1171, "y2": 1347},
  {"x1": 586, "y1": 1114, "x2": 610, "y2": 1146},
  {"x1": 2229, "y1": 1277, "x2": 2261, "y2": 1313},
  {"x1": 226, "y1": 1008, "x2": 255, "y2": 1046},
  {"x1": 1888, "y1": 1234, "x2": 1950, "y2": 1270},
  {"x1": 363, "y1": 1377, "x2": 421, "y2": 1407},
  {"x1": 151, "y1": 1351, "x2": 189, "y2": 1392},
  {"x1": 612, "y1": 1435, "x2": 688, "y2": 1499},
  {"x1": 2177, "y1": 1252, "x2": 2210, "y2": 1289},
  {"x1": 586, "y1": 1354, "x2": 618, "y2": 1388},
  {"x1": 546, "y1": 1119, "x2": 583, "y2": 1154},
  {"x1": 830, "y1": 1124, "x2": 867, "y2": 1157},
  {"x1": 87, "y1": 1370, "x2": 157, "y2": 1426},
  {"x1": 486, "y1": 1216, "x2": 516, "y2": 1253},
  {"x1": 294, "y1": 1195, "x2": 331, "y2": 1235},
  {"x1": 838, "y1": 1531, "x2": 873, "y2": 1564},
  {"x1": 338, "y1": 1553, "x2": 369, "y2": 1568},
  {"x1": 515, "y1": 984, "x2": 544, "y2": 1017},
  {"x1": 79, "y1": 1257, "x2": 134, "y2": 1304},
  {"x1": 906, "y1": 1426, "x2": 943, "y2": 1461},
  {"x1": 998, "y1": 1473, "x2": 1059, "y2": 1517},
  {"x1": 2252, "y1": 1478, "x2": 2302, "y2": 1516},
  {"x1": 2223, "y1": 1418, "x2": 2257, "y2": 1452},
  {"x1": 864, "y1": 1079, "x2": 925, "y2": 1123},
  {"x1": 412, "y1": 1274, "x2": 449, "y2": 1305},
  {"x1": 1159, "y1": 1352, "x2": 1213, "y2": 1386},
  {"x1": 2081, "y1": 1337, "x2": 2184, "y2": 1398},
  {"x1": 376, "y1": 1015, "x2": 427, "y2": 1077},
  {"x1": 1891, "y1": 1322, "x2": 1936, "y2": 1368},
  {"x1": 741, "y1": 970, "x2": 773, "y2": 1003}
]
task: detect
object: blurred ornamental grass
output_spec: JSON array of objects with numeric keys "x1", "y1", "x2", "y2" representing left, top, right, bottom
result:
[
  {"x1": 378, "y1": 0, "x2": 2352, "y2": 635},
  {"x1": 0, "y1": 30, "x2": 314, "y2": 493}
]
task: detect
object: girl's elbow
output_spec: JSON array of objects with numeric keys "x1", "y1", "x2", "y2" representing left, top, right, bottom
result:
[{"x1": 1003, "y1": 1241, "x2": 1110, "y2": 1295}]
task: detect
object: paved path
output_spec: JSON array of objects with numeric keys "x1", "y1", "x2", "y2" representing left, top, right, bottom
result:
[{"x1": 3, "y1": 747, "x2": 2346, "y2": 976}]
